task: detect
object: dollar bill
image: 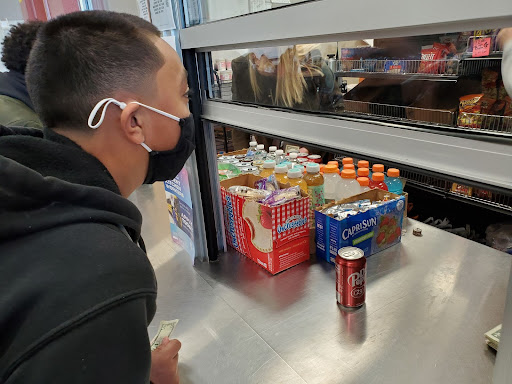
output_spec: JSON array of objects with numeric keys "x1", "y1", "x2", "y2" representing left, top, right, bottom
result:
[
  {"x1": 151, "y1": 319, "x2": 179, "y2": 351},
  {"x1": 485, "y1": 324, "x2": 501, "y2": 350}
]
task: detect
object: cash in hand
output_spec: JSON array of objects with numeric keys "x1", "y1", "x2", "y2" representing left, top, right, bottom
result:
[{"x1": 151, "y1": 319, "x2": 179, "y2": 351}]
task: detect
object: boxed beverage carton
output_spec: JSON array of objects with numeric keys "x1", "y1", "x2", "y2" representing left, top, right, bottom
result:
[
  {"x1": 315, "y1": 189, "x2": 406, "y2": 264},
  {"x1": 220, "y1": 174, "x2": 310, "y2": 275}
]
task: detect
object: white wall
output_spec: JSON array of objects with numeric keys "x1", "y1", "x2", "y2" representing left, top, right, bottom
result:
[
  {"x1": 0, "y1": 0, "x2": 24, "y2": 20},
  {"x1": 104, "y1": 0, "x2": 140, "y2": 15}
]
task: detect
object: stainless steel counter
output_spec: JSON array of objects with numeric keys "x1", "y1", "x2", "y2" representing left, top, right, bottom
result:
[{"x1": 137, "y1": 185, "x2": 511, "y2": 383}]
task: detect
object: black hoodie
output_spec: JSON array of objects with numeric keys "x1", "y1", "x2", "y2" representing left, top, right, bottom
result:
[{"x1": 0, "y1": 126, "x2": 157, "y2": 383}]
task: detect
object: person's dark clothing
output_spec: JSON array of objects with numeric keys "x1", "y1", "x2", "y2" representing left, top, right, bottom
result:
[{"x1": 0, "y1": 126, "x2": 157, "y2": 383}]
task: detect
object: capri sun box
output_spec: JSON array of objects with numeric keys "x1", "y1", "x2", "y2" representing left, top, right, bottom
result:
[{"x1": 315, "y1": 189, "x2": 406, "y2": 264}]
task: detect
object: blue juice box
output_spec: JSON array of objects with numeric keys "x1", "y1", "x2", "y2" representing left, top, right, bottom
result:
[{"x1": 315, "y1": 190, "x2": 406, "y2": 264}]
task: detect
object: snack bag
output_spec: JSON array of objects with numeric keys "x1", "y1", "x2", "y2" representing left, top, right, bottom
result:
[
  {"x1": 418, "y1": 43, "x2": 450, "y2": 74},
  {"x1": 451, "y1": 183, "x2": 473, "y2": 197},
  {"x1": 504, "y1": 96, "x2": 512, "y2": 117},
  {"x1": 254, "y1": 174, "x2": 279, "y2": 191},
  {"x1": 482, "y1": 68, "x2": 499, "y2": 99},
  {"x1": 458, "y1": 94, "x2": 484, "y2": 128},
  {"x1": 260, "y1": 186, "x2": 302, "y2": 207},
  {"x1": 228, "y1": 186, "x2": 271, "y2": 200}
]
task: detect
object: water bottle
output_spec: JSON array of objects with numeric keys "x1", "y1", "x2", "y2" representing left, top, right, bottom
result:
[{"x1": 275, "y1": 149, "x2": 285, "y2": 165}]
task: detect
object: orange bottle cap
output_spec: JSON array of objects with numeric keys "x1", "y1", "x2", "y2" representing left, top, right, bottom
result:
[
  {"x1": 372, "y1": 172, "x2": 385, "y2": 181},
  {"x1": 357, "y1": 177, "x2": 369, "y2": 186},
  {"x1": 373, "y1": 164, "x2": 384, "y2": 173},
  {"x1": 344, "y1": 164, "x2": 355, "y2": 170},
  {"x1": 387, "y1": 168, "x2": 400, "y2": 177},
  {"x1": 324, "y1": 164, "x2": 338, "y2": 173},
  {"x1": 358, "y1": 167, "x2": 369, "y2": 177},
  {"x1": 342, "y1": 157, "x2": 353, "y2": 165},
  {"x1": 341, "y1": 169, "x2": 356, "y2": 179},
  {"x1": 327, "y1": 161, "x2": 339, "y2": 166},
  {"x1": 358, "y1": 160, "x2": 369, "y2": 169}
]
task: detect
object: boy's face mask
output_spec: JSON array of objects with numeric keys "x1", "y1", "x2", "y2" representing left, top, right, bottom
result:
[{"x1": 88, "y1": 98, "x2": 195, "y2": 184}]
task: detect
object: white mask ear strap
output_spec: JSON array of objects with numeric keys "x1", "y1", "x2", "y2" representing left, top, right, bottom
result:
[
  {"x1": 128, "y1": 101, "x2": 181, "y2": 122},
  {"x1": 140, "y1": 142, "x2": 152, "y2": 152},
  {"x1": 88, "y1": 98, "x2": 127, "y2": 129}
]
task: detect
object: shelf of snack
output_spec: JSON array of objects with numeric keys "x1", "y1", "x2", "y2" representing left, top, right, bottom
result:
[{"x1": 341, "y1": 67, "x2": 512, "y2": 135}]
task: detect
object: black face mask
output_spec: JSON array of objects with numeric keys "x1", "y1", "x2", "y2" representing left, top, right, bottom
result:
[
  {"x1": 143, "y1": 114, "x2": 195, "y2": 184},
  {"x1": 87, "y1": 98, "x2": 196, "y2": 184}
]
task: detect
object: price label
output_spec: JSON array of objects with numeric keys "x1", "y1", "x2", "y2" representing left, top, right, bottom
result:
[{"x1": 472, "y1": 37, "x2": 491, "y2": 58}]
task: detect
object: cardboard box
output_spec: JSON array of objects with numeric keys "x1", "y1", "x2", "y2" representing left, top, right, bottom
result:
[
  {"x1": 220, "y1": 174, "x2": 310, "y2": 275},
  {"x1": 218, "y1": 149, "x2": 247, "y2": 157},
  {"x1": 315, "y1": 189, "x2": 406, "y2": 264}
]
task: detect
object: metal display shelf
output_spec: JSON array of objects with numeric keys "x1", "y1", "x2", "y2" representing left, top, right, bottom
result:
[
  {"x1": 336, "y1": 56, "x2": 502, "y2": 79},
  {"x1": 341, "y1": 101, "x2": 512, "y2": 136},
  {"x1": 399, "y1": 169, "x2": 512, "y2": 214},
  {"x1": 332, "y1": 155, "x2": 512, "y2": 214},
  {"x1": 202, "y1": 100, "x2": 512, "y2": 191},
  {"x1": 342, "y1": 101, "x2": 456, "y2": 127},
  {"x1": 336, "y1": 59, "x2": 460, "y2": 79}
]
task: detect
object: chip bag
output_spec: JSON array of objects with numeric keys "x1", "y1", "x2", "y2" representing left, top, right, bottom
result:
[
  {"x1": 458, "y1": 94, "x2": 484, "y2": 128},
  {"x1": 418, "y1": 43, "x2": 450, "y2": 74}
]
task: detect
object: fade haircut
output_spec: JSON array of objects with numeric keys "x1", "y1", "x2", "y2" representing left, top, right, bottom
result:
[{"x1": 26, "y1": 11, "x2": 164, "y2": 129}]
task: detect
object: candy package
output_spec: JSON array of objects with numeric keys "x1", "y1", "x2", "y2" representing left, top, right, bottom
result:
[
  {"x1": 260, "y1": 186, "x2": 302, "y2": 207},
  {"x1": 254, "y1": 174, "x2": 279, "y2": 191},
  {"x1": 228, "y1": 186, "x2": 271, "y2": 200}
]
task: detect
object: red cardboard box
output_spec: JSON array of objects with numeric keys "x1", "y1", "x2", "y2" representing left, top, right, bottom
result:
[{"x1": 220, "y1": 175, "x2": 310, "y2": 274}]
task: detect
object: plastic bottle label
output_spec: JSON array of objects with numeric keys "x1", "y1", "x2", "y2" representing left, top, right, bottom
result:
[{"x1": 307, "y1": 184, "x2": 325, "y2": 226}]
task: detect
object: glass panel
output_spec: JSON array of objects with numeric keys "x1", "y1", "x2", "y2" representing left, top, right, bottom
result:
[
  {"x1": 208, "y1": 29, "x2": 512, "y2": 136},
  {"x1": 184, "y1": 0, "x2": 311, "y2": 27}
]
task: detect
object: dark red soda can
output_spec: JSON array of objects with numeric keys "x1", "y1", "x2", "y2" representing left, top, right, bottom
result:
[{"x1": 336, "y1": 247, "x2": 366, "y2": 307}]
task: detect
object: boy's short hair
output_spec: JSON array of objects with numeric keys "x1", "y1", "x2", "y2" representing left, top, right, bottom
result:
[{"x1": 26, "y1": 11, "x2": 164, "y2": 129}]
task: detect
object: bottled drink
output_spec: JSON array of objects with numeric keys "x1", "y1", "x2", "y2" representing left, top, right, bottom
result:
[
  {"x1": 287, "y1": 168, "x2": 308, "y2": 194},
  {"x1": 289, "y1": 152, "x2": 299, "y2": 167},
  {"x1": 247, "y1": 141, "x2": 258, "y2": 156},
  {"x1": 357, "y1": 167, "x2": 369, "y2": 178},
  {"x1": 386, "y1": 168, "x2": 403, "y2": 195},
  {"x1": 369, "y1": 172, "x2": 388, "y2": 191},
  {"x1": 303, "y1": 163, "x2": 325, "y2": 225},
  {"x1": 253, "y1": 144, "x2": 266, "y2": 168},
  {"x1": 336, "y1": 169, "x2": 361, "y2": 200},
  {"x1": 260, "y1": 160, "x2": 276, "y2": 178},
  {"x1": 274, "y1": 164, "x2": 289, "y2": 184},
  {"x1": 327, "y1": 161, "x2": 340, "y2": 174},
  {"x1": 275, "y1": 149, "x2": 285, "y2": 164},
  {"x1": 281, "y1": 161, "x2": 293, "y2": 170},
  {"x1": 357, "y1": 177, "x2": 371, "y2": 193},
  {"x1": 371, "y1": 163, "x2": 384, "y2": 179},
  {"x1": 323, "y1": 164, "x2": 342, "y2": 203},
  {"x1": 357, "y1": 160, "x2": 369, "y2": 170},
  {"x1": 268, "y1": 146, "x2": 277, "y2": 160}
]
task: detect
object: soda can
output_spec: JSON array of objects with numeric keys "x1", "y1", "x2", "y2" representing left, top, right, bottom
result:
[{"x1": 336, "y1": 246, "x2": 366, "y2": 307}]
